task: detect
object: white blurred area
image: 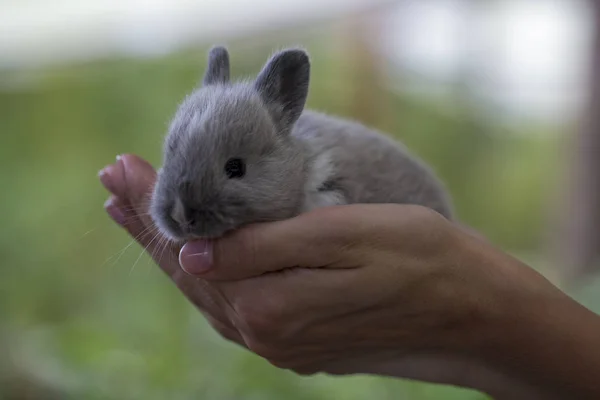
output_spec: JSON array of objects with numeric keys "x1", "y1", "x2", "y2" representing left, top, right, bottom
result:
[{"x1": 0, "y1": 0, "x2": 593, "y2": 124}]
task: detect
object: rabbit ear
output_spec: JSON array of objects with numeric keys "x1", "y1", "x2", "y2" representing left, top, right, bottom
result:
[
  {"x1": 202, "y1": 46, "x2": 230, "y2": 86},
  {"x1": 254, "y1": 48, "x2": 310, "y2": 130}
]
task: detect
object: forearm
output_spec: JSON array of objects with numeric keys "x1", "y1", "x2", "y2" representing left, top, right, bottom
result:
[
  {"x1": 448, "y1": 232, "x2": 600, "y2": 399},
  {"x1": 482, "y1": 288, "x2": 600, "y2": 399}
]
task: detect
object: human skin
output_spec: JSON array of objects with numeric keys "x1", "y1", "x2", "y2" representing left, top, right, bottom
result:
[{"x1": 99, "y1": 154, "x2": 600, "y2": 399}]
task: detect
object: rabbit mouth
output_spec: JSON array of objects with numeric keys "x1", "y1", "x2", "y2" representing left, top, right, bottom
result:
[
  {"x1": 154, "y1": 209, "x2": 235, "y2": 242},
  {"x1": 185, "y1": 217, "x2": 239, "y2": 240},
  {"x1": 186, "y1": 228, "x2": 235, "y2": 241},
  {"x1": 165, "y1": 223, "x2": 232, "y2": 242},
  {"x1": 188, "y1": 230, "x2": 230, "y2": 240}
]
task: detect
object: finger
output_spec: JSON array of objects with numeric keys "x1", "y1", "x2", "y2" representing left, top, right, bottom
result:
[
  {"x1": 100, "y1": 154, "x2": 158, "y2": 246},
  {"x1": 119, "y1": 154, "x2": 157, "y2": 228},
  {"x1": 99, "y1": 154, "x2": 157, "y2": 225},
  {"x1": 178, "y1": 204, "x2": 381, "y2": 281},
  {"x1": 104, "y1": 193, "x2": 177, "y2": 273},
  {"x1": 104, "y1": 194, "x2": 142, "y2": 236},
  {"x1": 98, "y1": 155, "x2": 123, "y2": 195},
  {"x1": 180, "y1": 203, "x2": 450, "y2": 282},
  {"x1": 100, "y1": 154, "x2": 157, "y2": 228},
  {"x1": 217, "y1": 265, "x2": 364, "y2": 319},
  {"x1": 104, "y1": 194, "x2": 127, "y2": 226}
]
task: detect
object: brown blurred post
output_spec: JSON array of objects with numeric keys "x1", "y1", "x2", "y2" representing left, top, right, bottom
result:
[
  {"x1": 553, "y1": 1, "x2": 600, "y2": 282},
  {"x1": 336, "y1": 5, "x2": 393, "y2": 131}
]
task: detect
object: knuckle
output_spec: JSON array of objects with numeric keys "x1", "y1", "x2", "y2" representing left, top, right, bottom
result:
[
  {"x1": 237, "y1": 226, "x2": 260, "y2": 258},
  {"x1": 416, "y1": 206, "x2": 451, "y2": 235},
  {"x1": 216, "y1": 227, "x2": 260, "y2": 271},
  {"x1": 418, "y1": 204, "x2": 447, "y2": 223},
  {"x1": 234, "y1": 297, "x2": 287, "y2": 341},
  {"x1": 404, "y1": 205, "x2": 454, "y2": 252},
  {"x1": 411, "y1": 204, "x2": 447, "y2": 226},
  {"x1": 235, "y1": 290, "x2": 291, "y2": 342},
  {"x1": 312, "y1": 207, "x2": 361, "y2": 249},
  {"x1": 243, "y1": 312, "x2": 276, "y2": 340}
]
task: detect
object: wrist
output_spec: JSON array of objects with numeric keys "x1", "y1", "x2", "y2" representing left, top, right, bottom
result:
[
  {"x1": 485, "y1": 290, "x2": 600, "y2": 398},
  {"x1": 440, "y1": 230, "x2": 572, "y2": 398},
  {"x1": 466, "y1": 242, "x2": 600, "y2": 398}
]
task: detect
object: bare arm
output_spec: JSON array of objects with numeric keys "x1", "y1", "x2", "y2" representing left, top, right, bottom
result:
[
  {"x1": 100, "y1": 153, "x2": 600, "y2": 400},
  {"x1": 482, "y1": 274, "x2": 600, "y2": 399}
]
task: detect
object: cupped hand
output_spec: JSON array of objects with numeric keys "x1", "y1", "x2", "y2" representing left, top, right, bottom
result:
[
  {"x1": 176, "y1": 199, "x2": 547, "y2": 396},
  {"x1": 99, "y1": 154, "x2": 560, "y2": 399}
]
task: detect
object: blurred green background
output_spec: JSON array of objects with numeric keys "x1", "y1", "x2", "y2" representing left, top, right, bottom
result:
[{"x1": 1, "y1": 1, "x2": 599, "y2": 399}]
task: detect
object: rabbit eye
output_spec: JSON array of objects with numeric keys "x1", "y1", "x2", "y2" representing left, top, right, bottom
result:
[{"x1": 224, "y1": 158, "x2": 246, "y2": 179}]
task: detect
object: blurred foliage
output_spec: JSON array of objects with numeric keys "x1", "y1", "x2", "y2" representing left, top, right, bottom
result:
[{"x1": 0, "y1": 28, "x2": 574, "y2": 399}]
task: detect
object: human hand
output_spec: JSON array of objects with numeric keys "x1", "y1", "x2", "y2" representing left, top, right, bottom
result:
[
  {"x1": 176, "y1": 198, "x2": 563, "y2": 399},
  {"x1": 99, "y1": 154, "x2": 577, "y2": 399}
]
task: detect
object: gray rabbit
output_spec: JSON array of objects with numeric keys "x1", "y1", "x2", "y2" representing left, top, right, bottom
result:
[{"x1": 150, "y1": 46, "x2": 453, "y2": 241}]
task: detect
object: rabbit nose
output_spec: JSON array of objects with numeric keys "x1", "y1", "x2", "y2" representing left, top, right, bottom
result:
[
  {"x1": 170, "y1": 198, "x2": 204, "y2": 230},
  {"x1": 185, "y1": 208, "x2": 198, "y2": 227},
  {"x1": 170, "y1": 198, "x2": 186, "y2": 225},
  {"x1": 171, "y1": 198, "x2": 198, "y2": 226}
]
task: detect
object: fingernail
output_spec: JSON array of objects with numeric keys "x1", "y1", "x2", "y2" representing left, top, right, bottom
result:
[
  {"x1": 104, "y1": 198, "x2": 126, "y2": 226},
  {"x1": 116, "y1": 154, "x2": 122, "y2": 162},
  {"x1": 98, "y1": 165, "x2": 117, "y2": 194},
  {"x1": 179, "y1": 240, "x2": 213, "y2": 275}
]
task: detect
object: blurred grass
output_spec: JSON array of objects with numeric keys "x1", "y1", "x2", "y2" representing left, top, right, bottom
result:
[{"x1": 0, "y1": 32, "x2": 571, "y2": 399}]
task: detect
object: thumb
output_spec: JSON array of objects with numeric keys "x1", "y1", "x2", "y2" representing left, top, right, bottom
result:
[{"x1": 178, "y1": 206, "x2": 364, "y2": 281}]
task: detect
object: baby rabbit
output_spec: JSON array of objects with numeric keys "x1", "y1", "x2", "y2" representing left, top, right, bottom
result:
[{"x1": 150, "y1": 46, "x2": 453, "y2": 242}]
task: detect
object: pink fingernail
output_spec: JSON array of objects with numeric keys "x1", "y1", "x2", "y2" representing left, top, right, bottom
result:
[
  {"x1": 104, "y1": 198, "x2": 126, "y2": 226},
  {"x1": 98, "y1": 165, "x2": 117, "y2": 194},
  {"x1": 179, "y1": 240, "x2": 213, "y2": 275}
]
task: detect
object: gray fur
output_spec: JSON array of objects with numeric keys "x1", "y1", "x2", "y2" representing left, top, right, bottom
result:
[
  {"x1": 150, "y1": 46, "x2": 453, "y2": 242},
  {"x1": 254, "y1": 49, "x2": 310, "y2": 131}
]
